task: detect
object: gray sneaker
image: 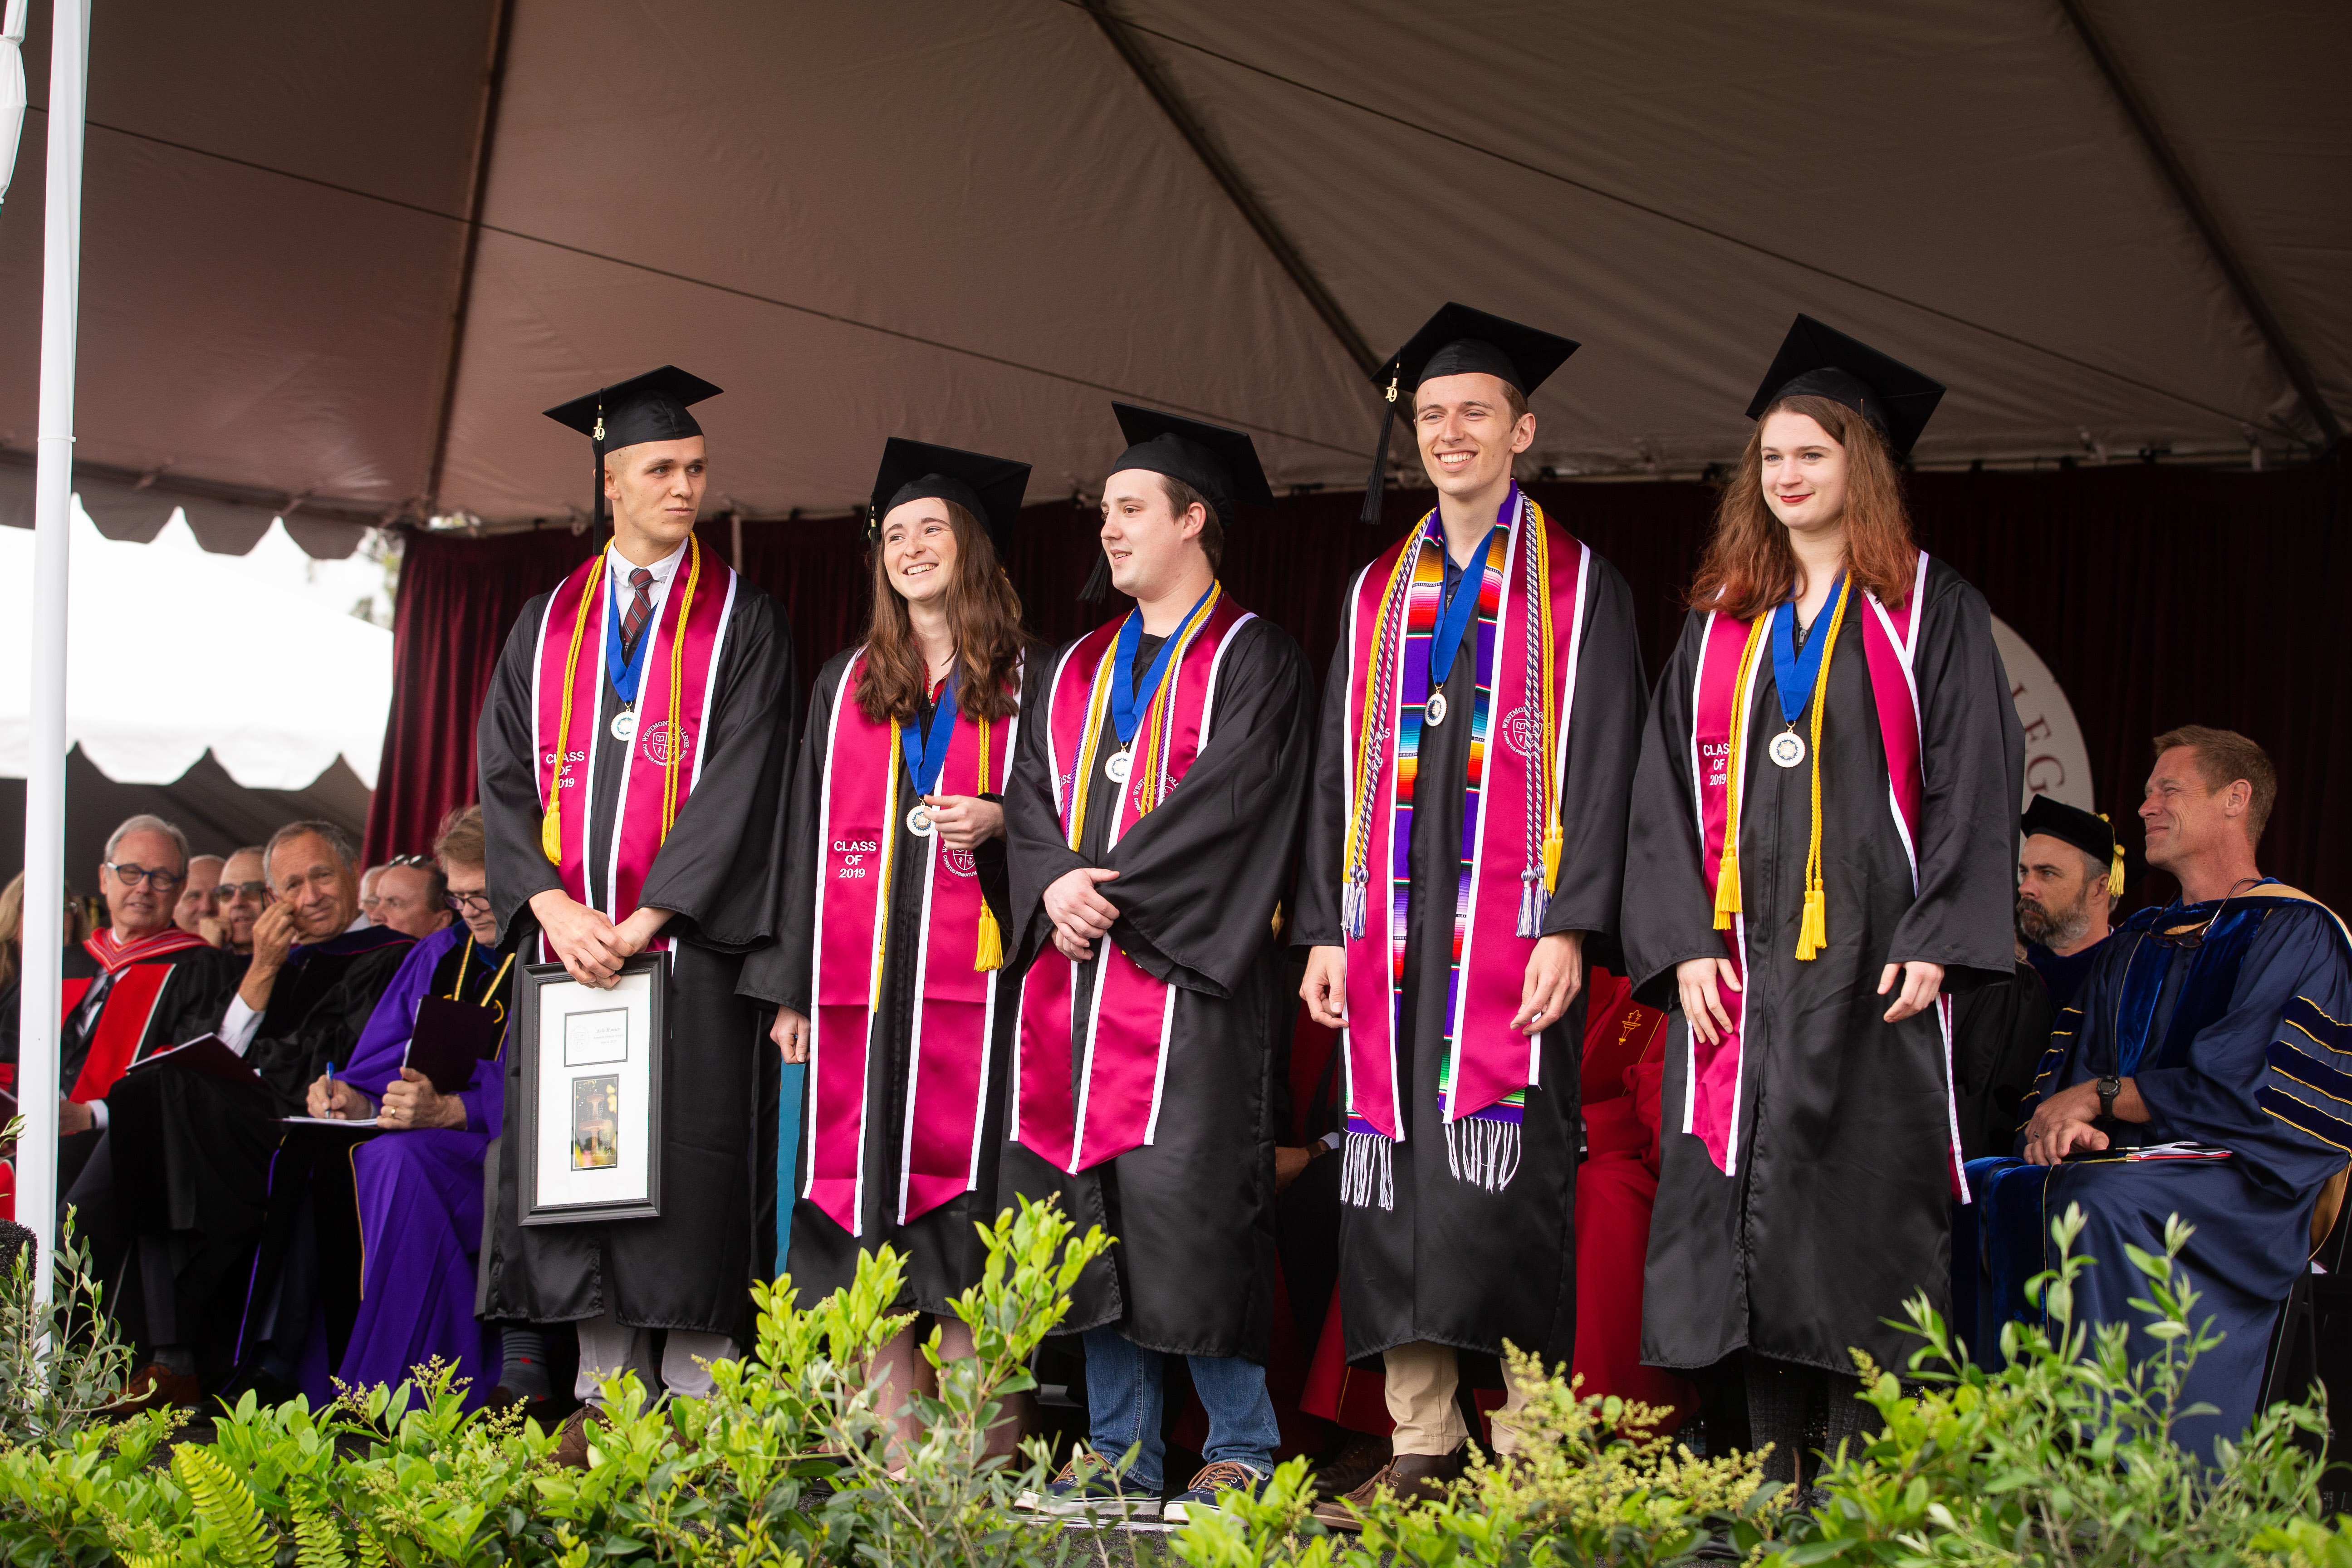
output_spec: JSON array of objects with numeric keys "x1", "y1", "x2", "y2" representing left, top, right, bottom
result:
[{"x1": 1014, "y1": 1449, "x2": 1162, "y2": 1522}]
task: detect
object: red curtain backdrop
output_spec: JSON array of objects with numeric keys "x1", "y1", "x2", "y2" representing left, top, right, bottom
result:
[{"x1": 366, "y1": 454, "x2": 2349, "y2": 902}]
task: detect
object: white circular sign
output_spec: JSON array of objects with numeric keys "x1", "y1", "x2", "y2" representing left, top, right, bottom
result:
[{"x1": 1989, "y1": 614, "x2": 2093, "y2": 814}]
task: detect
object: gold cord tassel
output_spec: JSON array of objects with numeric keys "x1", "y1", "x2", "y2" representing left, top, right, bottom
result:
[
  {"x1": 1792, "y1": 578, "x2": 1853, "y2": 961},
  {"x1": 1713, "y1": 847, "x2": 1741, "y2": 929},
  {"x1": 1542, "y1": 825, "x2": 1563, "y2": 895},
  {"x1": 974, "y1": 900, "x2": 1004, "y2": 972},
  {"x1": 2100, "y1": 813, "x2": 2126, "y2": 897}
]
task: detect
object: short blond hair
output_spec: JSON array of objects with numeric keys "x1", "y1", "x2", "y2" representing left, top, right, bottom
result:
[
  {"x1": 2152, "y1": 726, "x2": 2277, "y2": 845},
  {"x1": 433, "y1": 803, "x2": 486, "y2": 869}
]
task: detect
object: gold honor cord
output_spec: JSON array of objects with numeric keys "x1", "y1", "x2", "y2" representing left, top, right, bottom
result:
[
  {"x1": 658, "y1": 535, "x2": 705, "y2": 842},
  {"x1": 1131, "y1": 585, "x2": 1222, "y2": 817},
  {"x1": 1794, "y1": 578, "x2": 1853, "y2": 960},
  {"x1": 1529, "y1": 508, "x2": 1562, "y2": 894},
  {"x1": 1711, "y1": 619, "x2": 1769, "y2": 931},
  {"x1": 873, "y1": 720, "x2": 902, "y2": 1012},
  {"x1": 542, "y1": 558, "x2": 608, "y2": 863},
  {"x1": 973, "y1": 715, "x2": 1004, "y2": 972},
  {"x1": 2099, "y1": 813, "x2": 2127, "y2": 897}
]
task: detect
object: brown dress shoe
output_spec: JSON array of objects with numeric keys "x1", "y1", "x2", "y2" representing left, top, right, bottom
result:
[
  {"x1": 553, "y1": 1405, "x2": 610, "y2": 1469},
  {"x1": 107, "y1": 1363, "x2": 201, "y2": 1415},
  {"x1": 1310, "y1": 1433, "x2": 1393, "y2": 1500},
  {"x1": 1310, "y1": 1446, "x2": 1465, "y2": 1532}
]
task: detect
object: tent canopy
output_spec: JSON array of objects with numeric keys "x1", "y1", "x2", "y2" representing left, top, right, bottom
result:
[{"x1": 0, "y1": 0, "x2": 2343, "y2": 539}]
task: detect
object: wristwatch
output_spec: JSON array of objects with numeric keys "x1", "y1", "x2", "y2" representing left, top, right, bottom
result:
[{"x1": 2096, "y1": 1074, "x2": 2123, "y2": 1122}]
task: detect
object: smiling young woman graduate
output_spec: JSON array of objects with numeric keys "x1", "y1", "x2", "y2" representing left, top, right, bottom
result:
[
  {"x1": 1002, "y1": 407, "x2": 1313, "y2": 1524},
  {"x1": 737, "y1": 439, "x2": 1032, "y2": 1458},
  {"x1": 1292, "y1": 304, "x2": 1649, "y2": 1524},
  {"x1": 474, "y1": 368, "x2": 795, "y2": 1451},
  {"x1": 1620, "y1": 318, "x2": 2022, "y2": 1484}
]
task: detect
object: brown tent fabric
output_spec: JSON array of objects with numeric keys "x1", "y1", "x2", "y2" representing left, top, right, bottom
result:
[{"x1": 0, "y1": 0, "x2": 2343, "y2": 541}]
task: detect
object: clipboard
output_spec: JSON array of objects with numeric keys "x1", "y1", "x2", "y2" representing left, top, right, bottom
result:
[
  {"x1": 403, "y1": 996, "x2": 505, "y2": 1094},
  {"x1": 125, "y1": 1034, "x2": 265, "y2": 1090}
]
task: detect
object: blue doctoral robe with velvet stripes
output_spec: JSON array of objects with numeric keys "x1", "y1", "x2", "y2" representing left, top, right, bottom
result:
[{"x1": 1962, "y1": 888, "x2": 2352, "y2": 1455}]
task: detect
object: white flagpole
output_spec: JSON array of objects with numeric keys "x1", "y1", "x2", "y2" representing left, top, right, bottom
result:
[
  {"x1": 19, "y1": 0, "x2": 92, "y2": 1312},
  {"x1": 0, "y1": 0, "x2": 26, "y2": 203}
]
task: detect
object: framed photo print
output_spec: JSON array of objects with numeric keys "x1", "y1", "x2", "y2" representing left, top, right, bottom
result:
[{"x1": 517, "y1": 951, "x2": 666, "y2": 1225}]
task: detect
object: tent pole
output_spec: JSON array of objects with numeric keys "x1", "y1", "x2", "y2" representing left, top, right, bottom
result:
[
  {"x1": 0, "y1": 0, "x2": 27, "y2": 203},
  {"x1": 19, "y1": 0, "x2": 91, "y2": 1314}
]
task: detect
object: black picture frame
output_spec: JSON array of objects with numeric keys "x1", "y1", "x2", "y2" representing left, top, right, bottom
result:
[{"x1": 517, "y1": 950, "x2": 667, "y2": 1225}]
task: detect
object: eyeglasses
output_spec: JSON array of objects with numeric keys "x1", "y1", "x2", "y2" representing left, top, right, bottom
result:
[
  {"x1": 104, "y1": 862, "x2": 183, "y2": 890},
  {"x1": 217, "y1": 881, "x2": 270, "y2": 903},
  {"x1": 445, "y1": 890, "x2": 491, "y2": 914}
]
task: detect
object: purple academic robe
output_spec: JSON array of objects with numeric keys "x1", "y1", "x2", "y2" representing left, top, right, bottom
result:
[{"x1": 333, "y1": 925, "x2": 510, "y2": 1409}]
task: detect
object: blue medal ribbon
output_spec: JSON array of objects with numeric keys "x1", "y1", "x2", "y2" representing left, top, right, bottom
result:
[
  {"x1": 899, "y1": 673, "x2": 960, "y2": 795},
  {"x1": 1109, "y1": 586, "x2": 1213, "y2": 745},
  {"x1": 603, "y1": 566, "x2": 654, "y2": 706},
  {"x1": 1770, "y1": 573, "x2": 1845, "y2": 725},
  {"x1": 1427, "y1": 525, "x2": 1502, "y2": 691}
]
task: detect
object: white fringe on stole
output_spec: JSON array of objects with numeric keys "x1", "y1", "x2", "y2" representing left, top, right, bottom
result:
[
  {"x1": 1443, "y1": 1115, "x2": 1523, "y2": 1194},
  {"x1": 1340, "y1": 1131, "x2": 1394, "y2": 1210}
]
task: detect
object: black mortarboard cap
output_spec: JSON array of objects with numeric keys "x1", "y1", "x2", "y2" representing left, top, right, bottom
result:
[
  {"x1": 1745, "y1": 315, "x2": 1944, "y2": 459},
  {"x1": 543, "y1": 365, "x2": 723, "y2": 529},
  {"x1": 868, "y1": 439, "x2": 1031, "y2": 559},
  {"x1": 1086, "y1": 404, "x2": 1273, "y2": 601},
  {"x1": 1360, "y1": 303, "x2": 1578, "y2": 525},
  {"x1": 2021, "y1": 795, "x2": 2127, "y2": 897}
]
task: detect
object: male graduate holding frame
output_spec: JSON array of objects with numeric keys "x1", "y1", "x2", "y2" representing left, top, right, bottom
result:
[
  {"x1": 1294, "y1": 305, "x2": 1647, "y2": 1523},
  {"x1": 474, "y1": 367, "x2": 795, "y2": 1463},
  {"x1": 1004, "y1": 406, "x2": 1313, "y2": 1524}
]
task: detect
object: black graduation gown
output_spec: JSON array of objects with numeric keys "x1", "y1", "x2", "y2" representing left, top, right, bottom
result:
[
  {"x1": 1950, "y1": 961, "x2": 2053, "y2": 1161},
  {"x1": 475, "y1": 575, "x2": 794, "y2": 1345},
  {"x1": 998, "y1": 614, "x2": 1313, "y2": 1360},
  {"x1": 242, "y1": 926, "x2": 421, "y2": 1113},
  {"x1": 1623, "y1": 556, "x2": 2023, "y2": 1375},
  {"x1": 1290, "y1": 548, "x2": 1648, "y2": 1369},
  {"x1": 736, "y1": 649, "x2": 1017, "y2": 1313},
  {"x1": 0, "y1": 937, "x2": 240, "y2": 1202}
]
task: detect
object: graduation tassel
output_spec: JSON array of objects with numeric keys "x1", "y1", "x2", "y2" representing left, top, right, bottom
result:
[
  {"x1": 2102, "y1": 814, "x2": 2126, "y2": 897},
  {"x1": 974, "y1": 901, "x2": 1004, "y2": 972},
  {"x1": 1796, "y1": 882, "x2": 1828, "y2": 961},
  {"x1": 1712, "y1": 846, "x2": 1741, "y2": 929},
  {"x1": 1542, "y1": 823, "x2": 1563, "y2": 893},
  {"x1": 1358, "y1": 376, "x2": 1400, "y2": 527},
  {"x1": 1078, "y1": 549, "x2": 1112, "y2": 603},
  {"x1": 1518, "y1": 867, "x2": 1542, "y2": 938},
  {"x1": 1341, "y1": 867, "x2": 1368, "y2": 941}
]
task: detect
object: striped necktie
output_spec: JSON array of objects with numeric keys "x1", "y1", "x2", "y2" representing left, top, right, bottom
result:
[{"x1": 621, "y1": 567, "x2": 655, "y2": 656}]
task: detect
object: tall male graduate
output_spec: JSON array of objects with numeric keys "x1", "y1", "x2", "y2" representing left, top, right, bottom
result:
[
  {"x1": 475, "y1": 367, "x2": 794, "y2": 1462},
  {"x1": 1294, "y1": 305, "x2": 1647, "y2": 1522},
  {"x1": 1004, "y1": 407, "x2": 1313, "y2": 1524},
  {"x1": 1971, "y1": 728, "x2": 2352, "y2": 1456}
]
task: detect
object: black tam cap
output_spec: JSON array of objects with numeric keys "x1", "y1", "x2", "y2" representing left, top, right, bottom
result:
[
  {"x1": 1087, "y1": 405, "x2": 1271, "y2": 602},
  {"x1": 1360, "y1": 303, "x2": 1578, "y2": 525},
  {"x1": 868, "y1": 439, "x2": 1031, "y2": 559},
  {"x1": 2022, "y1": 795, "x2": 2126, "y2": 898},
  {"x1": 1746, "y1": 315, "x2": 1943, "y2": 459},
  {"x1": 543, "y1": 365, "x2": 723, "y2": 529}
]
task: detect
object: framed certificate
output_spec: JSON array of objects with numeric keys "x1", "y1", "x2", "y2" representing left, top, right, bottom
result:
[{"x1": 517, "y1": 951, "x2": 667, "y2": 1225}]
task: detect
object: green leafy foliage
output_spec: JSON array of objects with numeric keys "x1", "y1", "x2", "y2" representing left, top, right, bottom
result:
[{"x1": 0, "y1": 1195, "x2": 2329, "y2": 1567}]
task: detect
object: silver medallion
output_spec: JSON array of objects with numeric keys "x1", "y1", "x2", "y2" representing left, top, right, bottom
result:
[
  {"x1": 1768, "y1": 730, "x2": 1807, "y2": 769},
  {"x1": 609, "y1": 708, "x2": 638, "y2": 743},
  {"x1": 906, "y1": 803, "x2": 936, "y2": 837},
  {"x1": 1104, "y1": 749, "x2": 1133, "y2": 784},
  {"x1": 1424, "y1": 690, "x2": 1449, "y2": 727}
]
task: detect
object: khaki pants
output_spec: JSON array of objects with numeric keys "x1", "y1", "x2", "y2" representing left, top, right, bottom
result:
[{"x1": 1382, "y1": 1340, "x2": 1536, "y2": 1457}]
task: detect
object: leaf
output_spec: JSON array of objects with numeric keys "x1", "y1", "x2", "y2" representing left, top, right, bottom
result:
[{"x1": 171, "y1": 1446, "x2": 276, "y2": 1568}]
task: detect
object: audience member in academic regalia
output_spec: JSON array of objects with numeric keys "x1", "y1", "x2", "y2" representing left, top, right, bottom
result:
[
  {"x1": 1293, "y1": 305, "x2": 1646, "y2": 1527},
  {"x1": 174, "y1": 855, "x2": 225, "y2": 940},
  {"x1": 208, "y1": 845, "x2": 268, "y2": 964},
  {"x1": 741, "y1": 440, "x2": 1031, "y2": 1459},
  {"x1": 475, "y1": 367, "x2": 794, "y2": 1465},
  {"x1": 1972, "y1": 728, "x2": 2352, "y2": 1456},
  {"x1": 1004, "y1": 407, "x2": 1312, "y2": 1524},
  {"x1": 1622, "y1": 317, "x2": 2022, "y2": 1491},
  {"x1": 2018, "y1": 795, "x2": 2122, "y2": 1009},
  {"x1": 304, "y1": 807, "x2": 518, "y2": 1412},
  {"x1": 88, "y1": 819, "x2": 413, "y2": 1408},
  {"x1": 373, "y1": 855, "x2": 455, "y2": 942},
  {"x1": 0, "y1": 817, "x2": 239, "y2": 1223}
]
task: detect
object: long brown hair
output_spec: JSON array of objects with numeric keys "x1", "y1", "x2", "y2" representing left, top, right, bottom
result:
[
  {"x1": 1686, "y1": 394, "x2": 1919, "y2": 621},
  {"x1": 853, "y1": 498, "x2": 1027, "y2": 725}
]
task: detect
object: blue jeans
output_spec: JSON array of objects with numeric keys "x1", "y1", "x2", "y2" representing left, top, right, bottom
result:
[{"x1": 1079, "y1": 1326, "x2": 1279, "y2": 1493}]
